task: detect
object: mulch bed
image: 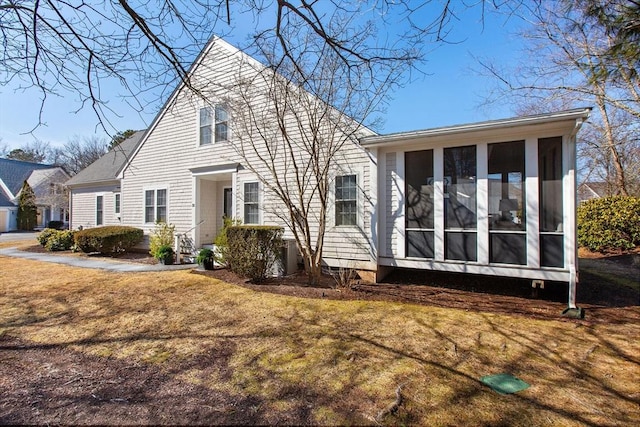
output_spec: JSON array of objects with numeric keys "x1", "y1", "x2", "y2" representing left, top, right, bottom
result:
[
  {"x1": 194, "y1": 256, "x2": 640, "y2": 324},
  {"x1": 20, "y1": 244, "x2": 640, "y2": 323}
]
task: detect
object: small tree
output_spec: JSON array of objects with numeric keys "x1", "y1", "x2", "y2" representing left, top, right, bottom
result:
[
  {"x1": 17, "y1": 181, "x2": 37, "y2": 230},
  {"x1": 149, "y1": 221, "x2": 175, "y2": 259}
]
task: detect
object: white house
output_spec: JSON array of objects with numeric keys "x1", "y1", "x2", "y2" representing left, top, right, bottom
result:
[
  {"x1": 68, "y1": 36, "x2": 591, "y2": 309},
  {"x1": 0, "y1": 158, "x2": 70, "y2": 232}
]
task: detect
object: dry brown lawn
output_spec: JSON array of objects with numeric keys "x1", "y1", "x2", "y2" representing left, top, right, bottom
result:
[{"x1": 1, "y1": 242, "x2": 639, "y2": 425}]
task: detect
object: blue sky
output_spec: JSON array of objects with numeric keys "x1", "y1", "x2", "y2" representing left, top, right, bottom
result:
[{"x1": 0, "y1": 5, "x2": 523, "y2": 150}]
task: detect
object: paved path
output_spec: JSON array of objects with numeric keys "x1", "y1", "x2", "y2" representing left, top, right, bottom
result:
[{"x1": 0, "y1": 245, "x2": 194, "y2": 273}]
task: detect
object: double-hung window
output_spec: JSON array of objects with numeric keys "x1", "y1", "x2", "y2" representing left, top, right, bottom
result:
[
  {"x1": 145, "y1": 189, "x2": 167, "y2": 223},
  {"x1": 200, "y1": 105, "x2": 229, "y2": 145},
  {"x1": 114, "y1": 193, "x2": 121, "y2": 215},
  {"x1": 243, "y1": 182, "x2": 259, "y2": 224},
  {"x1": 96, "y1": 195, "x2": 103, "y2": 226},
  {"x1": 335, "y1": 174, "x2": 357, "y2": 226}
]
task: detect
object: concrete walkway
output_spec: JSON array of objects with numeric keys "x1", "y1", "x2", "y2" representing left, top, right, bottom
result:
[{"x1": 0, "y1": 245, "x2": 195, "y2": 273}]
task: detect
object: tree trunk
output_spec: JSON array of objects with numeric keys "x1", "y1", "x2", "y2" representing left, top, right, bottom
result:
[{"x1": 596, "y1": 95, "x2": 629, "y2": 196}]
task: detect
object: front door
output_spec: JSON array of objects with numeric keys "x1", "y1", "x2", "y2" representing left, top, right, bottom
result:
[{"x1": 223, "y1": 187, "x2": 233, "y2": 219}]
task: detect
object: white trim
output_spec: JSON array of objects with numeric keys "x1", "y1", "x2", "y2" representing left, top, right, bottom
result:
[
  {"x1": 142, "y1": 185, "x2": 169, "y2": 225},
  {"x1": 433, "y1": 146, "x2": 445, "y2": 261},
  {"x1": 379, "y1": 256, "x2": 571, "y2": 281},
  {"x1": 476, "y1": 142, "x2": 489, "y2": 265},
  {"x1": 240, "y1": 180, "x2": 261, "y2": 225},
  {"x1": 361, "y1": 108, "x2": 592, "y2": 148},
  {"x1": 192, "y1": 176, "x2": 199, "y2": 247},
  {"x1": 368, "y1": 148, "x2": 379, "y2": 260},
  {"x1": 525, "y1": 137, "x2": 540, "y2": 269},
  {"x1": 95, "y1": 193, "x2": 105, "y2": 226},
  {"x1": 114, "y1": 193, "x2": 121, "y2": 217},
  {"x1": 196, "y1": 103, "x2": 232, "y2": 148},
  {"x1": 396, "y1": 152, "x2": 406, "y2": 258},
  {"x1": 330, "y1": 171, "x2": 363, "y2": 229},
  {"x1": 0, "y1": 179, "x2": 14, "y2": 200}
]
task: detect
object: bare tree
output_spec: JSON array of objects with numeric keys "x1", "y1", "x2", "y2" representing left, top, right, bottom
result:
[
  {"x1": 1, "y1": 1, "x2": 510, "y2": 135},
  {"x1": 225, "y1": 19, "x2": 400, "y2": 284},
  {"x1": 479, "y1": 1, "x2": 640, "y2": 196},
  {"x1": 50, "y1": 135, "x2": 108, "y2": 175}
]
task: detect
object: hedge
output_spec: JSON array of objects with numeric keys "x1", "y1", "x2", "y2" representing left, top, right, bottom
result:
[
  {"x1": 577, "y1": 196, "x2": 640, "y2": 252},
  {"x1": 74, "y1": 226, "x2": 144, "y2": 255},
  {"x1": 226, "y1": 225, "x2": 283, "y2": 282}
]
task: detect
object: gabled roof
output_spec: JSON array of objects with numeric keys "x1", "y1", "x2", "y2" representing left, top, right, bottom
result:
[
  {"x1": 0, "y1": 158, "x2": 58, "y2": 196},
  {"x1": 120, "y1": 36, "x2": 377, "y2": 177},
  {"x1": 66, "y1": 131, "x2": 145, "y2": 187}
]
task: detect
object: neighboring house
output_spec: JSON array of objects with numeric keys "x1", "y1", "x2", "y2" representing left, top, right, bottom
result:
[
  {"x1": 0, "y1": 158, "x2": 70, "y2": 232},
  {"x1": 69, "y1": 37, "x2": 591, "y2": 309},
  {"x1": 577, "y1": 181, "x2": 609, "y2": 203},
  {"x1": 65, "y1": 131, "x2": 144, "y2": 229}
]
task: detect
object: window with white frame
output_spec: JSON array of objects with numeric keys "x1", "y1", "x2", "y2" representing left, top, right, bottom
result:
[
  {"x1": 215, "y1": 105, "x2": 229, "y2": 142},
  {"x1": 200, "y1": 105, "x2": 229, "y2": 145},
  {"x1": 114, "y1": 193, "x2": 121, "y2": 215},
  {"x1": 96, "y1": 195, "x2": 103, "y2": 226},
  {"x1": 243, "y1": 182, "x2": 259, "y2": 224},
  {"x1": 144, "y1": 189, "x2": 167, "y2": 223},
  {"x1": 335, "y1": 174, "x2": 357, "y2": 226}
]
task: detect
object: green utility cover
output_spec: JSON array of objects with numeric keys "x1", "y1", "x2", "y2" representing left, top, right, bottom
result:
[{"x1": 480, "y1": 373, "x2": 530, "y2": 395}]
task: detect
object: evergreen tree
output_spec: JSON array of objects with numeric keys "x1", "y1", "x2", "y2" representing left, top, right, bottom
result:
[{"x1": 17, "y1": 181, "x2": 37, "y2": 230}]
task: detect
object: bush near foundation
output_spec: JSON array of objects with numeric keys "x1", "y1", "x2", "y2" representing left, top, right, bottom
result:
[
  {"x1": 226, "y1": 225, "x2": 283, "y2": 282},
  {"x1": 37, "y1": 228, "x2": 75, "y2": 251},
  {"x1": 578, "y1": 196, "x2": 640, "y2": 252},
  {"x1": 37, "y1": 228, "x2": 58, "y2": 247},
  {"x1": 74, "y1": 226, "x2": 144, "y2": 255}
]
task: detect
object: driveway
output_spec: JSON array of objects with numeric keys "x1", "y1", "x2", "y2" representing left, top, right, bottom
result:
[
  {"x1": 0, "y1": 231, "x2": 38, "y2": 243},
  {"x1": 0, "y1": 231, "x2": 192, "y2": 272}
]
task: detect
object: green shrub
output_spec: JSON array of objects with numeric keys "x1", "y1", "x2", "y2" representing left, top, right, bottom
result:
[
  {"x1": 226, "y1": 225, "x2": 283, "y2": 282},
  {"x1": 74, "y1": 226, "x2": 144, "y2": 255},
  {"x1": 213, "y1": 217, "x2": 242, "y2": 267},
  {"x1": 196, "y1": 248, "x2": 214, "y2": 265},
  {"x1": 44, "y1": 230, "x2": 75, "y2": 251},
  {"x1": 578, "y1": 196, "x2": 640, "y2": 252},
  {"x1": 155, "y1": 244, "x2": 174, "y2": 265},
  {"x1": 37, "y1": 228, "x2": 58, "y2": 247},
  {"x1": 38, "y1": 228, "x2": 74, "y2": 251},
  {"x1": 149, "y1": 221, "x2": 175, "y2": 259}
]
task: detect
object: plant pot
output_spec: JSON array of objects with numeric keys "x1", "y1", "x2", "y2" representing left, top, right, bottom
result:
[
  {"x1": 160, "y1": 255, "x2": 174, "y2": 265},
  {"x1": 203, "y1": 258, "x2": 214, "y2": 270}
]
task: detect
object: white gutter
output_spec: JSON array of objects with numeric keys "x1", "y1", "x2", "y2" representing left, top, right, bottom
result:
[{"x1": 361, "y1": 108, "x2": 592, "y2": 147}]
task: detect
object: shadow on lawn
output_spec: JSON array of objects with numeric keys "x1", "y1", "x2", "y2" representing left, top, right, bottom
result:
[{"x1": 1, "y1": 302, "x2": 639, "y2": 425}]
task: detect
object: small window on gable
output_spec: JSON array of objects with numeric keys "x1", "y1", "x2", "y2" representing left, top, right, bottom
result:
[
  {"x1": 200, "y1": 105, "x2": 229, "y2": 145},
  {"x1": 244, "y1": 182, "x2": 259, "y2": 224},
  {"x1": 335, "y1": 174, "x2": 357, "y2": 226},
  {"x1": 200, "y1": 107, "x2": 213, "y2": 145},
  {"x1": 215, "y1": 105, "x2": 229, "y2": 142},
  {"x1": 96, "y1": 195, "x2": 103, "y2": 226}
]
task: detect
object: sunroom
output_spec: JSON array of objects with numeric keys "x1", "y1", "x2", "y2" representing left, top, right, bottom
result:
[{"x1": 362, "y1": 108, "x2": 591, "y2": 310}]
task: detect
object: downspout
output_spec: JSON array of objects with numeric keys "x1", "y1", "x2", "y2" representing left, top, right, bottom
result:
[{"x1": 563, "y1": 117, "x2": 587, "y2": 319}]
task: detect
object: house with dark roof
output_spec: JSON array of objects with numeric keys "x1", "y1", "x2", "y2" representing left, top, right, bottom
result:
[
  {"x1": 66, "y1": 131, "x2": 144, "y2": 229},
  {"x1": 0, "y1": 158, "x2": 70, "y2": 232}
]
